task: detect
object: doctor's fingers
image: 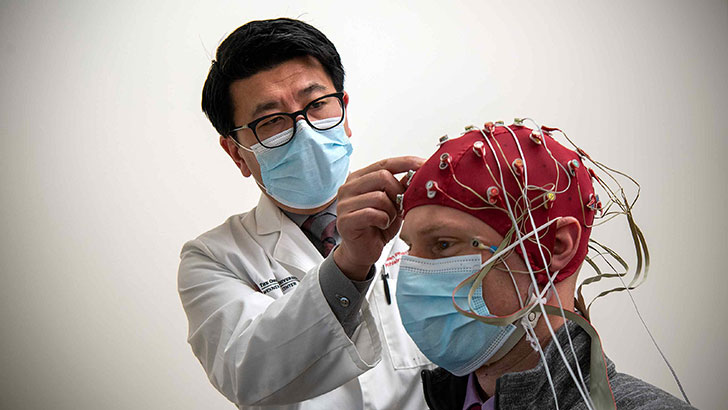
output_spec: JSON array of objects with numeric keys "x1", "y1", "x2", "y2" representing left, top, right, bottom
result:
[
  {"x1": 337, "y1": 191, "x2": 399, "y2": 229},
  {"x1": 338, "y1": 207, "x2": 394, "y2": 232},
  {"x1": 382, "y1": 214, "x2": 403, "y2": 242},
  {"x1": 348, "y1": 156, "x2": 425, "y2": 180},
  {"x1": 338, "y1": 169, "x2": 404, "y2": 203}
]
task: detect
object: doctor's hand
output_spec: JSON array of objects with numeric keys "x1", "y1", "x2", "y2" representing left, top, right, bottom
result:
[{"x1": 334, "y1": 156, "x2": 425, "y2": 281}]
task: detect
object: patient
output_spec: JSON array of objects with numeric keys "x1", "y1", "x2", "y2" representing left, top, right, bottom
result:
[{"x1": 396, "y1": 121, "x2": 694, "y2": 409}]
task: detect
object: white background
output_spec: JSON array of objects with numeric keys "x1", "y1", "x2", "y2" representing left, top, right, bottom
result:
[{"x1": 1, "y1": 1, "x2": 726, "y2": 409}]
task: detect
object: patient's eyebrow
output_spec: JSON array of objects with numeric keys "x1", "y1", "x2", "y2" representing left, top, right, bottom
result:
[{"x1": 413, "y1": 224, "x2": 451, "y2": 238}]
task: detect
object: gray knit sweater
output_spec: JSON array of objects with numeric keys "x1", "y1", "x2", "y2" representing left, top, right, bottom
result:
[{"x1": 421, "y1": 321, "x2": 696, "y2": 409}]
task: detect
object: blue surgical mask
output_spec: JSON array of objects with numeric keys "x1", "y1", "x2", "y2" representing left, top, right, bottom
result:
[
  {"x1": 251, "y1": 118, "x2": 352, "y2": 209},
  {"x1": 396, "y1": 254, "x2": 516, "y2": 376}
]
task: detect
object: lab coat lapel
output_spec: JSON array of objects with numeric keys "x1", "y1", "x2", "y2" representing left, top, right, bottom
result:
[{"x1": 255, "y1": 195, "x2": 322, "y2": 279}]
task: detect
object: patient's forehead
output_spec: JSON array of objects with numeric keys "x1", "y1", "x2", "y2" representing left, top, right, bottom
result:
[{"x1": 400, "y1": 204, "x2": 500, "y2": 243}]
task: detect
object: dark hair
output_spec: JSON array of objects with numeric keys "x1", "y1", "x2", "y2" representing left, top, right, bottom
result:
[{"x1": 201, "y1": 18, "x2": 345, "y2": 137}]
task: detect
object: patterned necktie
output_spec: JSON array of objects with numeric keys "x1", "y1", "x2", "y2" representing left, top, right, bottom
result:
[{"x1": 301, "y1": 211, "x2": 338, "y2": 257}]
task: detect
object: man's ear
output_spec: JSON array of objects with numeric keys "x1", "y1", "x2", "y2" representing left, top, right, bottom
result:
[
  {"x1": 550, "y1": 216, "x2": 582, "y2": 271},
  {"x1": 219, "y1": 136, "x2": 252, "y2": 177},
  {"x1": 342, "y1": 91, "x2": 352, "y2": 138}
]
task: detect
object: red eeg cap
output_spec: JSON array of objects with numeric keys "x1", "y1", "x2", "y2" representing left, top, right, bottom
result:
[{"x1": 402, "y1": 123, "x2": 596, "y2": 284}]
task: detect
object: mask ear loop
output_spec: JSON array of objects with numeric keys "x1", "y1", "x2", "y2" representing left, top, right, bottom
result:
[
  {"x1": 228, "y1": 135, "x2": 255, "y2": 153},
  {"x1": 227, "y1": 136, "x2": 274, "y2": 197},
  {"x1": 448, "y1": 222, "x2": 555, "y2": 372},
  {"x1": 451, "y1": 220, "x2": 560, "y2": 367},
  {"x1": 457, "y1": 218, "x2": 559, "y2": 321},
  {"x1": 253, "y1": 179, "x2": 272, "y2": 196},
  {"x1": 468, "y1": 258, "x2": 561, "y2": 408},
  {"x1": 452, "y1": 238, "x2": 540, "y2": 327}
]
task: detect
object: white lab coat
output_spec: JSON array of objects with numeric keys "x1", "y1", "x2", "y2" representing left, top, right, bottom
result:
[{"x1": 178, "y1": 195, "x2": 431, "y2": 409}]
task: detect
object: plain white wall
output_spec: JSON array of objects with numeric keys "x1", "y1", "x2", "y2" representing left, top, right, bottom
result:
[{"x1": 1, "y1": 1, "x2": 726, "y2": 409}]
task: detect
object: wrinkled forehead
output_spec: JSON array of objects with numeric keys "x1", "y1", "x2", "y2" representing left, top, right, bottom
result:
[{"x1": 400, "y1": 204, "x2": 500, "y2": 243}]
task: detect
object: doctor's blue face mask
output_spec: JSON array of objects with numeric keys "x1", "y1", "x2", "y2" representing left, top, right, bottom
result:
[{"x1": 241, "y1": 117, "x2": 352, "y2": 210}]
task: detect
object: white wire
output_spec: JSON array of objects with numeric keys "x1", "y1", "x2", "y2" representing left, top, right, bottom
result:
[
  {"x1": 478, "y1": 219, "x2": 558, "y2": 270},
  {"x1": 614, "y1": 267, "x2": 692, "y2": 405},
  {"x1": 481, "y1": 125, "x2": 595, "y2": 410},
  {"x1": 505, "y1": 124, "x2": 593, "y2": 390},
  {"x1": 514, "y1": 119, "x2": 593, "y2": 405},
  {"x1": 524, "y1": 317, "x2": 560, "y2": 410}
]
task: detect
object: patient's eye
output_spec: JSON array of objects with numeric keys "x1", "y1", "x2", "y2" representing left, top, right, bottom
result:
[
  {"x1": 423, "y1": 235, "x2": 460, "y2": 257},
  {"x1": 431, "y1": 239, "x2": 459, "y2": 256}
]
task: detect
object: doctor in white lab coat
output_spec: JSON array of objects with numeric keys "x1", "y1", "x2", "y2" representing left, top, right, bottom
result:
[{"x1": 178, "y1": 18, "x2": 430, "y2": 409}]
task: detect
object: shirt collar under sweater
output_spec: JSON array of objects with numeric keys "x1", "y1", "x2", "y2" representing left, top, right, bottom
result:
[{"x1": 422, "y1": 320, "x2": 617, "y2": 410}]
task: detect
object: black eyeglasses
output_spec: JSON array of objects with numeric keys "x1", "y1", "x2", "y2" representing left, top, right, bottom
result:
[{"x1": 230, "y1": 92, "x2": 345, "y2": 149}]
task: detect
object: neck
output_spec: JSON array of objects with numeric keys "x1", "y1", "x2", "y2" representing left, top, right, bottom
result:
[{"x1": 474, "y1": 307, "x2": 570, "y2": 397}]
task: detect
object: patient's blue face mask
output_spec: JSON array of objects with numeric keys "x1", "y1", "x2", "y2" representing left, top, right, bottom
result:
[
  {"x1": 250, "y1": 117, "x2": 352, "y2": 209},
  {"x1": 396, "y1": 253, "x2": 516, "y2": 376}
]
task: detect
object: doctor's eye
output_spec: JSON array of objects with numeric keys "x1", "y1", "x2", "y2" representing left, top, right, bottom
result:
[
  {"x1": 259, "y1": 115, "x2": 285, "y2": 128},
  {"x1": 309, "y1": 99, "x2": 328, "y2": 110}
]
